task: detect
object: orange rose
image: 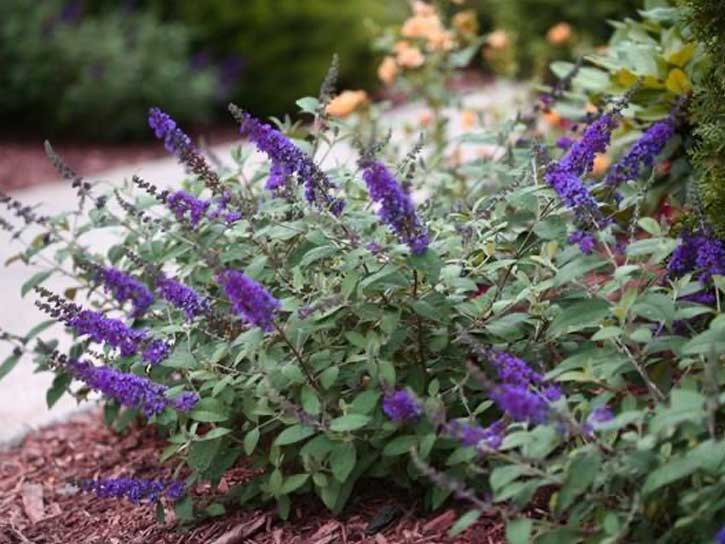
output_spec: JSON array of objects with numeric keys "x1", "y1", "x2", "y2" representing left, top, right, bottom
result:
[
  {"x1": 325, "y1": 90, "x2": 368, "y2": 117},
  {"x1": 486, "y1": 29, "x2": 509, "y2": 50},
  {"x1": 378, "y1": 56, "x2": 398, "y2": 85},
  {"x1": 461, "y1": 109, "x2": 477, "y2": 130},
  {"x1": 543, "y1": 110, "x2": 561, "y2": 127},
  {"x1": 546, "y1": 22, "x2": 572, "y2": 45},
  {"x1": 412, "y1": 0, "x2": 436, "y2": 17},
  {"x1": 396, "y1": 45, "x2": 425, "y2": 68}
]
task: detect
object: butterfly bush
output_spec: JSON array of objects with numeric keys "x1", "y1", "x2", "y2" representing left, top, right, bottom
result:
[{"x1": 2, "y1": 41, "x2": 724, "y2": 542}]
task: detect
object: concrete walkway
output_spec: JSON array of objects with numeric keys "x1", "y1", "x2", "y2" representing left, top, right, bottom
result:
[{"x1": 0, "y1": 82, "x2": 527, "y2": 446}]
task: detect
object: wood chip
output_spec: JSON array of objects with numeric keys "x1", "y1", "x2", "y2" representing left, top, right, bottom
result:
[
  {"x1": 21, "y1": 483, "x2": 45, "y2": 523},
  {"x1": 209, "y1": 515, "x2": 267, "y2": 544},
  {"x1": 422, "y1": 509, "x2": 456, "y2": 534}
]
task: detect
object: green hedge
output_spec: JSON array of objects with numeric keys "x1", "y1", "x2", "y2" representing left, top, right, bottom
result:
[{"x1": 0, "y1": 1, "x2": 215, "y2": 140}]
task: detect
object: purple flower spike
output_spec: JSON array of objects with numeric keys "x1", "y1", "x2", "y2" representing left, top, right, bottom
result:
[
  {"x1": 173, "y1": 391, "x2": 200, "y2": 412},
  {"x1": 490, "y1": 351, "x2": 544, "y2": 387},
  {"x1": 544, "y1": 168, "x2": 599, "y2": 216},
  {"x1": 583, "y1": 405, "x2": 613, "y2": 436},
  {"x1": 492, "y1": 384, "x2": 549, "y2": 424},
  {"x1": 68, "y1": 360, "x2": 197, "y2": 416},
  {"x1": 157, "y1": 276, "x2": 209, "y2": 320},
  {"x1": 445, "y1": 419, "x2": 505, "y2": 450},
  {"x1": 99, "y1": 267, "x2": 154, "y2": 318},
  {"x1": 568, "y1": 230, "x2": 596, "y2": 254},
  {"x1": 715, "y1": 526, "x2": 725, "y2": 544},
  {"x1": 148, "y1": 108, "x2": 193, "y2": 157},
  {"x1": 668, "y1": 229, "x2": 725, "y2": 284},
  {"x1": 383, "y1": 389, "x2": 422, "y2": 423},
  {"x1": 560, "y1": 114, "x2": 618, "y2": 176},
  {"x1": 166, "y1": 190, "x2": 211, "y2": 227},
  {"x1": 216, "y1": 270, "x2": 280, "y2": 331},
  {"x1": 361, "y1": 161, "x2": 429, "y2": 255},
  {"x1": 606, "y1": 118, "x2": 675, "y2": 188},
  {"x1": 67, "y1": 309, "x2": 145, "y2": 357},
  {"x1": 142, "y1": 339, "x2": 171, "y2": 366},
  {"x1": 80, "y1": 477, "x2": 185, "y2": 504},
  {"x1": 236, "y1": 111, "x2": 344, "y2": 214}
]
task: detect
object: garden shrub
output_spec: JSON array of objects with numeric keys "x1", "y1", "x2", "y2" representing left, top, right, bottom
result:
[
  {"x1": 2, "y1": 2, "x2": 725, "y2": 543},
  {"x1": 0, "y1": 0, "x2": 215, "y2": 139}
]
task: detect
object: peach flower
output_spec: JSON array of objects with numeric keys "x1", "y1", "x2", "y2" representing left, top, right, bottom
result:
[
  {"x1": 378, "y1": 56, "x2": 398, "y2": 85},
  {"x1": 326, "y1": 90, "x2": 368, "y2": 117},
  {"x1": 546, "y1": 22, "x2": 572, "y2": 45},
  {"x1": 486, "y1": 29, "x2": 509, "y2": 50},
  {"x1": 592, "y1": 153, "x2": 611, "y2": 176},
  {"x1": 396, "y1": 46, "x2": 425, "y2": 68},
  {"x1": 461, "y1": 109, "x2": 477, "y2": 130}
]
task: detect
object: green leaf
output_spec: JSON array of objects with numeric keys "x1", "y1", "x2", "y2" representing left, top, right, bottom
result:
[
  {"x1": 273, "y1": 425, "x2": 316, "y2": 447},
  {"x1": 557, "y1": 451, "x2": 601, "y2": 512},
  {"x1": 383, "y1": 435, "x2": 417, "y2": 456},
  {"x1": 449, "y1": 510, "x2": 480, "y2": 537},
  {"x1": 21, "y1": 270, "x2": 52, "y2": 298},
  {"x1": 163, "y1": 345, "x2": 198, "y2": 369},
  {"x1": 301, "y1": 385, "x2": 321, "y2": 415},
  {"x1": 319, "y1": 366, "x2": 339, "y2": 389},
  {"x1": 329, "y1": 414, "x2": 370, "y2": 432},
  {"x1": 188, "y1": 439, "x2": 221, "y2": 471},
  {"x1": 506, "y1": 518, "x2": 533, "y2": 544},
  {"x1": 46, "y1": 373, "x2": 71, "y2": 408},
  {"x1": 189, "y1": 398, "x2": 230, "y2": 422},
  {"x1": 330, "y1": 442, "x2": 356, "y2": 482},
  {"x1": 296, "y1": 96, "x2": 319, "y2": 113},
  {"x1": 548, "y1": 299, "x2": 610, "y2": 337},
  {"x1": 244, "y1": 428, "x2": 260, "y2": 455},
  {"x1": 174, "y1": 497, "x2": 194, "y2": 522},
  {"x1": 409, "y1": 249, "x2": 442, "y2": 284},
  {"x1": 554, "y1": 256, "x2": 607, "y2": 286},
  {"x1": 0, "y1": 353, "x2": 21, "y2": 382},
  {"x1": 491, "y1": 465, "x2": 529, "y2": 492},
  {"x1": 350, "y1": 390, "x2": 380, "y2": 414},
  {"x1": 281, "y1": 474, "x2": 309, "y2": 494},
  {"x1": 197, "y1": 427, "x2": 232, "y2": 441}
]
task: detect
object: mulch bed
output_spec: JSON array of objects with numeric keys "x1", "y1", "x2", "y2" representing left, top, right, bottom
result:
[{"x1": 0, "y1": 411, "x2": 505, "y2": 544}]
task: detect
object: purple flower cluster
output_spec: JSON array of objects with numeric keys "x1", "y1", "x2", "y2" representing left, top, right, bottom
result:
[
  {"x1": 445, "y1": 419, "x2": 505, "y2": 450},
  {"x1": 487, "y1": 351, "x2": 560, "y2": 424},
  {"x1": 216, "y1": 270, "x2": 280, "y2": 331},
  {"x1": 606, "y1": 118, "x2": 675, "y2": 188},
  {"x1": 99, "y1": 267, "x2": 154, "y2": 318},
  {"x1": 66, "y1": 309, "x2": 169, "y2": 365},
  {"x1": 67, "y1": 309, "x2": 145, "y2": 357},
  {"x1": 583, "y1": 405, "x2": 613, "y2": 436},
  {"x1": 544, "y1": 113, "x2": 618, "y2": 217},
  {"x1": 69, "y1": 360, "x2": 198, "y2": 416},
  {"x1": 361, "y1": 161, "x2": 429, "y2": 255},
  {"x1": 568, "y1": 230, "x2": 596, "y2": 254},
  {"x1": 492, "y1": 384, "x2": 549, "y2": 424},
  {"x1": 157, "y1": 276, "x2": 209, "y2": 319},
  {"x1": 208, "y1": 192, "x2": 242, "y2": 225},
  {"x1": 490, "y1": 351, "x2": 544, "y2": 387},
  {"x1": 148, "y1": 108, "x2": 193, "y2": 157},
  {"x1": 80, "y1": 477, "x2": 185, "y2": 504},
  {"x1": 668, "y1": 229, "x2": 725, "y2": 283},
  {"x1": 237, "y1": 111, "x2": 344, "y2": 214},
  {"x1": 382, "y1": 389, "x2": 422, "y2": 423},
  {"x1": 166, "y1": 190, "x2": 211, "y2": 227}
]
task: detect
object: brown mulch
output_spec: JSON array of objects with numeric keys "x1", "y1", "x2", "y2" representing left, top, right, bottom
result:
[
  {"x1": 0, "y1": 126, "x2": 239, "y2": 191},
  {"x1": 0, "y1": 411, "x2": 505, "y2": 544}
]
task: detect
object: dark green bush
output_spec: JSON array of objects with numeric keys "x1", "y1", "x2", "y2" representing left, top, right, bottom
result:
[
  {"x1": 150, "y1": 0, "x2": 400, "y2": 118},
  {"x1": 0, "y1": 1, "x2": 215, "y2": 140}
]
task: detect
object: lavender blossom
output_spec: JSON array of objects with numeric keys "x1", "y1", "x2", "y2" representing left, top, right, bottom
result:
[
  {"x1": 559, "y1": 114, "x2": 618, "y2": 176},
  {"x1": 67, "y1": 310, "x2": 145, "y2": 357},
  {"x1": 165, "y1": 190, "x2": 210, "y2": 227},
  {"x1": 445, "y1": 419, "x2": 505, "y2": 450},
  {"x1": 80, "y1": 477, "x2": 185, "y2": 504},
  {"x1": 69, "y1": 360, "x2": 197, "y2": 416},
  {"x1": 148, "y1": 108, "x2": 193, "y2": 156},
  {"x1": 235, "y1": 110, "x2": 344, "y2": 214},
  {"x1": 544, "y1": 113, "x2": 618, "y2": 218},
  {"x1": 361, "y1": 161, "x2": 429, "y2": 255},
  {"x1": 583, "y1": 405, "x2": 613, "y2": 436},
  {"x1": 606, "y1": 118, "x2": 675, "y2": 187},
  {"x1": 668, "y1": 229, "x2": 725, "y2": 283},
  {"x1": 383, "y1": 389, "x2": 422, "y2": 422},
  {"x1": 568, "y1": 230, "x2": 596, "y2": 254},
  {"x1": 490, "y1": 351, "x2": 544, "y2": 387},
  {"x1": 492, "y1": 384, "x2": 549, "y2": 424},
  {"x1": 141, "y1": 339, "x2": 171, "y2": 366},
  {"x1": 99, "y1": 267, "x2": 154, "y2": 318},
  {"x1": 157, "y1": 276, "x2": 209, "y2": 319},
  {"x1": 216, "y1": 270, "x2": 280, "y2": 331}
]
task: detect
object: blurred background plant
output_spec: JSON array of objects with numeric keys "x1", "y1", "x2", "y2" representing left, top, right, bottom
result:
[{"x1": 1, "y1": 0, "x2": 648, "y2": 142}]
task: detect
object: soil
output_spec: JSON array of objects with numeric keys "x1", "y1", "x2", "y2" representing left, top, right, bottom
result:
[
  {"x1": 0, "y1": 126, "x2": 239, "y2": 192},
  {"x1": 0, "y1": 411, "x2": 506, "y2": 544}
]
